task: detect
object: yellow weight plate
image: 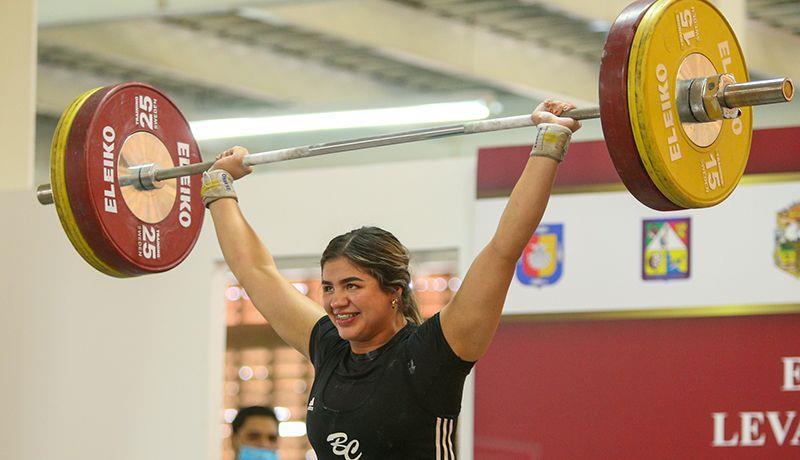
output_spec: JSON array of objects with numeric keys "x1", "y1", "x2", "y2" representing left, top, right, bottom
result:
[
  {"x1": 50, "y1": 87, "x2": 131, "y2": 278},
  {"x1": 627, "y1": 0, "x2": 752, "y2": 208}
]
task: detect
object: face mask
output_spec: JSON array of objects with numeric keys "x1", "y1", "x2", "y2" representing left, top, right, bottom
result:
[{"x1": 238, "y1": 445, "x2": 279, "y2": 460}]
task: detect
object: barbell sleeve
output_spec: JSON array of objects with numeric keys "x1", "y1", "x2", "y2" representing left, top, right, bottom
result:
[
  {"x1": 37, "y1": 184, "x2": 54, "y2": 205},
  {"x1": 721, "y1": 77, "x2": 794, "y2": 110}
]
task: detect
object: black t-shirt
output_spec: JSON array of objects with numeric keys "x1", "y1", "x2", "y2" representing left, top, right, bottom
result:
[{"x1": 306, "y1": 313, "x2": 475, "y2": 459}]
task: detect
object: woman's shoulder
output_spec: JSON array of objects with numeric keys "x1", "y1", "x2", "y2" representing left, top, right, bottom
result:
[
  {"x1": 407, "y1": 312, "x2": 442, "y2": 337},
  {"x1": 406, "y1": 313, "x2": 475, "y2": 368},
  {"x1": 309, "y1": 315, "x2": 347, "y2": 366}
]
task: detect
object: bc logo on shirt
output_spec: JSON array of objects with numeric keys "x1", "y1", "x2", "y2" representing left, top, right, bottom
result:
[{"x1": 327, "y1": 432, "x2": 362, "y2": 460}]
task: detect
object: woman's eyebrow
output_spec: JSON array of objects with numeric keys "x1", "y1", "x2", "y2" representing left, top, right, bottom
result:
[{"x1": 321, "y1": 276, "x2": 365, "y2": 285}]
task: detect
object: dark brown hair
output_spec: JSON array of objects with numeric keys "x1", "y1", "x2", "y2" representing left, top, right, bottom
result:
[
  {"x1": 321, "y1": 226, "x2": 422, "y2": 325},
  {"x1": 231, "y1": 406, "x2": 277, "y2": 434}
]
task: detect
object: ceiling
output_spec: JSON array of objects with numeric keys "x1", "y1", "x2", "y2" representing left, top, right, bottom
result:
[{"x1": 34, "y1": 0, "x2": 800, "y2": 173}]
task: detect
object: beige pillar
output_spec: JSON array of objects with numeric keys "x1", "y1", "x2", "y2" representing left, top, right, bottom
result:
[
  {"x1": 711, "y1": 0, "x2": 748, "y2": 56},
  {"x1": 0, "y1": 0, "x2": 36, "y2": 191}
]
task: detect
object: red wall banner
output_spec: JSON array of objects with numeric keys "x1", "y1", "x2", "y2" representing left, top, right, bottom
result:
[
  {"x1": 476, "y1": 126, "x2": 800, "y2": 196},
  {"x1": 474, "y1": 314, "x2": 800, "y2": 459}
]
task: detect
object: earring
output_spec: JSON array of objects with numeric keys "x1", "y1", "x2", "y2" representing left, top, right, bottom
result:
[{"x1": 391, "y1": 298, "x2": 399, "y2": 310}]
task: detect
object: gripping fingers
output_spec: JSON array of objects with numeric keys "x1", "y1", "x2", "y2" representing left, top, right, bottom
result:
[
  {"x1": 211, "y1": 146, "x2": 253, "y2": 179},
  {"x1": 531, "y1": 100, "x2": 581, "y2": 132}
]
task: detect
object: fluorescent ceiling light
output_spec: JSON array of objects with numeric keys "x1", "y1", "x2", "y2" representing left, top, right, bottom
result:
[{"x1": 190, "y1": 100, "x2": 492, "y2": 141}]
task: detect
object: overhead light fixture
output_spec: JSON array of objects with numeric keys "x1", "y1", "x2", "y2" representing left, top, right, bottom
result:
[{"x1": 190, "y1": 100, "x2": 493, "y2": 141}]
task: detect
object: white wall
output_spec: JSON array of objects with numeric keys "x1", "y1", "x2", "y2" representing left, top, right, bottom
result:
[
  {"x1": 0, "y1": 188, "x2": 226, "y2": 460},
  {"x1": 0, "y1": 156, "x2": 475, "y2": 460},
  {"x1": 475, "y1": 180, "x2": 800, "y2": 314}
]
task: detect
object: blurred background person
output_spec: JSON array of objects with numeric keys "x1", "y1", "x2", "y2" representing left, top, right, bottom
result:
[{"x1": 231, "y1": 406, "x2": 280, "y2": 460}]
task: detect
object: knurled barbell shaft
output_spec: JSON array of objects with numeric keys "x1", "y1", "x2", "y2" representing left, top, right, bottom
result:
[{"x1": 36, "y1": 77, "x2": 792, "y2": 206}]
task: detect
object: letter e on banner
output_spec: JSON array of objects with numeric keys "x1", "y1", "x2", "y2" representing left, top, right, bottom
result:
[{"x1": 782, "y1": 357, "x2": 800, "y2": 391}]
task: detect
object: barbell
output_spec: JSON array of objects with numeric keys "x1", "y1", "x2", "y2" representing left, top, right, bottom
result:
[{"x1": 37, "y1": 0, "x2": 794, "y2": 277}]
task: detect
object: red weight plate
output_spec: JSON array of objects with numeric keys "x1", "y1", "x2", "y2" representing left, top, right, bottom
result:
[
  {"x1": 64, "y1": 82, "x2": 204, "y2": 276},
  {"x1": 61, "y1": 86, "x2": 137, "y2": 276},
  {"x1": 599, "y1": 0, "x2": 684, "y2": 211}
]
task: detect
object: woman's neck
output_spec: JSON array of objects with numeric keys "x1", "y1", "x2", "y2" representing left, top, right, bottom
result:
[{"x1": 349, "y1": 314, "x2": 408, "y2": 355}]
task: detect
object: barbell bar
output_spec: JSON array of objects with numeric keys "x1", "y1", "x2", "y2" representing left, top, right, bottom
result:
[
  {"x1": 37, "y1": 0, "x2": 797, "y2": 277},
  {"x1": 34, "y1": 76, "x2": 792, "y2": 206},
  {"x1": 38, "y1": 107, "x2": 604, "y2": 205}
]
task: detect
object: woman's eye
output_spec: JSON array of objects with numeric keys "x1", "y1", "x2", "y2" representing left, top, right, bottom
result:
[
  {"x1": 346, "y1": 283, "x2": 359, "y2": 290},
  {"x1": 322, "y1": 286, "x2": 333, "y2": 293}
]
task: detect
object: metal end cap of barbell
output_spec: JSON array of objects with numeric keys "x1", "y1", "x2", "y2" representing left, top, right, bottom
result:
[
  {"x1": 783, "y1": 78, "x2": 795, "y2": 102},
  {"x1": 37, "y1": 184, "x2": 54, "y2": 205}
]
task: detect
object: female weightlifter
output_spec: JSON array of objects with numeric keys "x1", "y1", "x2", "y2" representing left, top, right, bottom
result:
[{"x1": 202, "y1": 100, "x2": 581, "y2": 459}]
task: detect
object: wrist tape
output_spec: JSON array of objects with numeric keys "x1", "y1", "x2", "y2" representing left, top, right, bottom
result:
[
  {"x1": 530, "y1": 123, "x2": 572, "y2": 163},
  {"x1": 201, "y1": 169, "x2": 237, "y2": 208}
]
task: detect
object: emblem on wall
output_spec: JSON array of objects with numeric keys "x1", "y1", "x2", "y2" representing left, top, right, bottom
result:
[
  {"x1": 775, "y1": 202, "x2": 800, "y2": 279},
  {"x1": 642, "y1": 218, "x2": 690, "y2": 280},
  {"x1": 516, "y1": 224, "x2": 563, "y2": 287}
]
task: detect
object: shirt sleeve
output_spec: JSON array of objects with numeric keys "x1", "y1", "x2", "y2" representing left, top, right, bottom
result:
[
  {"x1": 308, "y1": 315, "x2": 343, "y2": 370},
  {"x1": 405, "y1": 313, "x2": 476, "y2": 417}
]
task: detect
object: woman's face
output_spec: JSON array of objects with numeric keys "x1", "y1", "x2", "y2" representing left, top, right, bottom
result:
[{"x1": 321, "y1": 257, "x2": 399, "y2": 345}]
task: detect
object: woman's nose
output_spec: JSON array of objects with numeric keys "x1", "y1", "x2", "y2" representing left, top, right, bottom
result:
[{"x1": 329, "y1": 292, "x2": 348, "y2": 307}]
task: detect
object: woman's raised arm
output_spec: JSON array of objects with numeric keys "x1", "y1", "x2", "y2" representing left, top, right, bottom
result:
[
  {"x1": 439, "y1": 101, "x2": 581, "y2": 362},
  {"x1": 205, "y1": 147, "x2": 325, "y2": 359}
]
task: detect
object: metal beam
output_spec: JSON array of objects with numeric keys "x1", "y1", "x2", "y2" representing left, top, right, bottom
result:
[
  {"x1": 38, "y1": 18, "x2": 414, "y2": 112},
  {"x1": 37, "y1": 0, "x2": 298, "y2": 26},
  {"x1": 252, "y1": 0, "x2": 600, "y2": 104},
  {"x1": 747, "y1": 19, "x2": 800, "y2": 79},
  {"x1": 540, "y1": 0, "x2": 629, "y2": 23},
  {"x1": 549, "y1": 0, "x2": 799, "y2": 79}
]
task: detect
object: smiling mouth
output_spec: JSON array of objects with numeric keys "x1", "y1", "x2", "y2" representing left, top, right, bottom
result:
[{"x1": 333, "y1": 312, "x2": 360, "y2": 325}]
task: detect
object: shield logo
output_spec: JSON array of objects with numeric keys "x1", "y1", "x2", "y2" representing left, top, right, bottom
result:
[
  {"x1": 775, "y1": 202, "x2": 800, "y2": 279},
  {"x1": 515, "y1": 224, "x2": 564, "y2": 287},
  {"x1": 642, "y1": 218, "x2": 691, "y2": 280}
]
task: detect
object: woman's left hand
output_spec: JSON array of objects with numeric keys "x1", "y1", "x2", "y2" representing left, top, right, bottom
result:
[{"x1": 531, "y1": 100, "x2": 582, "y2": 133}]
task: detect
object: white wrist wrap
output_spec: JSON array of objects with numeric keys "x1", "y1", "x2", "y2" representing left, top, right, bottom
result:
[
  {"x1": 201, "y1": 169, "x2": 237, "y2": 208},
  {"x1": 530, "y1": 123, "x2": 572, "y2": 163}
]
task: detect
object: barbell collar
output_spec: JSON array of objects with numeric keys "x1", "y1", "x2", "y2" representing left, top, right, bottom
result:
[
  {"x1": 114, "y1": 163, "x2": 164, "y2": 190},
  {"x1": 678, "y1": 75, "x2": 792, "y2": 124}
]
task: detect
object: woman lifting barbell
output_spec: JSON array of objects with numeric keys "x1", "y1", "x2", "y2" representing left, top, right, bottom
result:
[{"x1": 202, "y1": 100, "x2": 581, "y2": 459}]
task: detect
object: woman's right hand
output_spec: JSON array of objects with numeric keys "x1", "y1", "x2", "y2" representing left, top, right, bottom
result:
[{"x1": 210, "y1": 146, "x2": 253, "y2": 180}]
